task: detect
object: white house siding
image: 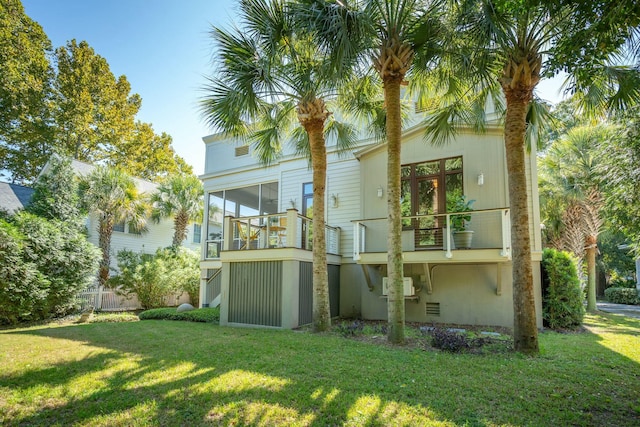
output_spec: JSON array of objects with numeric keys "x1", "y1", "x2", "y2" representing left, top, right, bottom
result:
[
  {"x1": 279, "y1": 159, "x2": 313, "y2": 213},
  {"x1": 86, "y1": 215, "x2": 200, "y2": 272},
  {"x1": 326, "y1": 155, "x2": 361, "y2": 260}
]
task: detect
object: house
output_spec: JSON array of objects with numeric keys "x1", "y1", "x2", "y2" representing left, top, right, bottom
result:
[
  {"x1": 0, "y1": 182, "x2": 34, "y2": 214},
  {"x1": 37, "y1": 158, "x2": 202, "y2": 268},
  {"x1": 199, "y1": 104, "x2": 543, "y2": 330}
]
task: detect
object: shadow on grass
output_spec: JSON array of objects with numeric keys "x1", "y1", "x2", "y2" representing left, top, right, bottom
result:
[{"x1": 1, "y1": 315, "x2": 639, "y2": 426}]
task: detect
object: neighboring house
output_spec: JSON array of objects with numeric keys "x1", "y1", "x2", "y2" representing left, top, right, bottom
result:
[
  {"x1": 200, "y1": 103, "x2": 544, "y2": 330},
  {"x1": 38, "y1": 158, "x2": 202, "y2": 270},
  {"x1": 0, "y1": 182, "x2": 34, "y2": 214}
]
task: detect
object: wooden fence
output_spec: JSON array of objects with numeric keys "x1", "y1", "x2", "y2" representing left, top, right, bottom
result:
[{"x1": 78, "y1": 286, "x2": 191, "y2": 311}]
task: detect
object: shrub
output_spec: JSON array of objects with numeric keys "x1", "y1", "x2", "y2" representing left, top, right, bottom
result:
[
  {"x1": 161, "y1": 247, "x2": 200, "y2": 307},
  {"x1": 0, "y1": 214, "x2": 99, "y2": 325},
  {"x1": 138, "y1": 307, "x2": 220, "y2": 323},
  {"x1": 541, "y1": 248, "x2": 585, "y2": 329},
  {"x1": 335, "y1": 320, "x2": 365, "y2": 337},
  {"x1": 430, "y1": 327, "x2": 472, "y2": 352},
  {"x1": 608, "y1": 278, "x2": 637, "y2": 289},
  {"x1": 110, "y1": 250, "x2": 175, "y2": 310},
  {"x1": 13, "y1": 213, "x2": 100, "y2": 318},
  {"x1": 604, "y1": 287, "x2": 639, "y2": 305},
  {"x1": 110, "y1": 247, "x2": 200, "y2": 309},
  {"x1": 0, "y1": 221, "x2": 48, "y2": 324}
]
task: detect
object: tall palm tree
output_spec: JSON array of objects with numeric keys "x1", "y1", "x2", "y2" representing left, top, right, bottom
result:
[
  {"x1": 81, "y1": 166, "x2": 148, "y2": 286},
  {"x1": 298, "y1": 0, "x2": 449, "y2": 344},
  {"x1": 151, "y1": 174, "x2": 203, "y2": 247},
  {"x1": 200, "y1": 0, "x2": 358, "y2": 332},
  {"x1": 425, "y1": 0, "x2": 640, "y2": 353}
]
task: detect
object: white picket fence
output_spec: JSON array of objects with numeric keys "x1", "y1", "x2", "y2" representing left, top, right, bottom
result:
[{"x1": 78, "y1": 286, "x2": 191, "y2": 311}]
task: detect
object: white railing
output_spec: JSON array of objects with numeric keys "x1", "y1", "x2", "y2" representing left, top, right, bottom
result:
[
  {"x1": 352, "y1": 208, "x2": 511, "y2": 260},
  {"x1": 210, "y1": 209, "x2": 340, "y2": 257}
]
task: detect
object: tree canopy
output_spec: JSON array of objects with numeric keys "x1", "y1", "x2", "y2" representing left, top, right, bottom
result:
[{"x1": 0, "y1": 3, "x2": 191, "y2": 184}]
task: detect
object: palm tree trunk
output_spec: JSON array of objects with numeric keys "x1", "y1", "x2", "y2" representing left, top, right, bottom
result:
[
  {"x1": 299, "y1": 100, "x2": 331, "y2": 332},
  {"x1": 385, "y1": 77, "x2": 405, "y2": 345},
  {"x1": 586, "y1": 235, "x2": 597, "y2": 312},
  {"x1": 98, "y1": 216, "x2": 113, "y2": 287},
  {"x1": 503, "y1": 88, "x2": 539, "y2": 354},
  {"x1": 173, "y1": 211, "x2": 189, "y2": 247}
]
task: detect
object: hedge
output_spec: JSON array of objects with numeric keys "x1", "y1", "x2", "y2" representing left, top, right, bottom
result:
[{"x1": 604, "y1": 287, "x2": 639, "y2": 305}]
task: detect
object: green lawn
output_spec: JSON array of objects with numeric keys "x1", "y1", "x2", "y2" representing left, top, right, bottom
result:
[{"x1": 1, "y1": 314, "x2": 638, "y2": 426}]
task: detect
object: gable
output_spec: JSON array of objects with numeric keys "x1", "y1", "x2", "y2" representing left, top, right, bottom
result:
[{"x1": 0, "y1": 182, "x2": 34, "y2": 214}]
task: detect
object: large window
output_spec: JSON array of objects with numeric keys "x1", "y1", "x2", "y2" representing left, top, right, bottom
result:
[
  {"x1": 205, "y1": 182, "x2": 279, "y2": 258},
  {"x1": 401, "y1": 157, "x2": 463, "y2": 248}
]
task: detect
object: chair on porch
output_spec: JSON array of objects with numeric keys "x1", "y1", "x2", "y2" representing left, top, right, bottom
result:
[{"x1": 236, "y1": 221, "x2": 261, "y2": 249}]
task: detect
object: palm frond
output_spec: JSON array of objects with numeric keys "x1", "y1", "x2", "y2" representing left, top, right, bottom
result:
[
  {"x1": 525, "y1": 97, "x2": 554, "y2": 151},
  {"x1": 325, "y1": 118, "x2": 358, "y2": 156}
]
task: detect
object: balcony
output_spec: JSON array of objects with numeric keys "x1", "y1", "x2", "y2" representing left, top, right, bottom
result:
[
  {"x1": 204, "y1": 208, "x2": 341, "y2": 260},
  {"x1": 352, "y1": 208, "x2": 512, "y2": 264}
]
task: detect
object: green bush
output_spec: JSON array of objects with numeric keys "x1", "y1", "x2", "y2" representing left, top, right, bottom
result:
[
  {"x1": 14, "y1": 213, "x2": 100, "y2": 318},
  {"x1": 110, "y1": 247, "x2": 200, "y2": 310},
  {"x1": 542, "y1": 248, "x2": 585, "y2": 329},
  {"x1": 161, "y1": 247, "x2": 200, "y2": 307},
  {"x1": 604, "y1": 287, "x2": 639, "y2": 305},
  {"x1": 138, "y1": 307, "x2": 220, "y2": 323},
  {"x1": 0, "y1": 214, "x2": 99, "y2": 325},
  {"x1": 110, "y1": 250, "x2": 174, "y2": 310},
  {"x1": 0, "y1": 221, "x2": 49, "y2": 324},
  {"x1": 608, "y1": 278, "x2": 637, "y2": 289}
]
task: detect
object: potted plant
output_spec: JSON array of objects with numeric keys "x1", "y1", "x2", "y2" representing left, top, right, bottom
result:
[{"x1": 448, "y1": 195, "x2": 475, "y2": 249}]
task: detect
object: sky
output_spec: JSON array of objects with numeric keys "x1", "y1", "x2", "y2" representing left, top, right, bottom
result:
[
  {"x1": 21, "y1": 0, "x2": 567, "y2": 176},
  {"x1": 22, "y1": 0, "x2": 239, "y2": 175}
]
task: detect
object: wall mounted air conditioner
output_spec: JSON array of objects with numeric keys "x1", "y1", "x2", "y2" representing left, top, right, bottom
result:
[{"x1": 382, "y1": 277, "x2": 414, "y2": 296}]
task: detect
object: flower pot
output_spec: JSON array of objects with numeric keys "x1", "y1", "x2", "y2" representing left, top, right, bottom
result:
[{"x1": 452, "y1": 230, "x2": 474, "y2": 249}]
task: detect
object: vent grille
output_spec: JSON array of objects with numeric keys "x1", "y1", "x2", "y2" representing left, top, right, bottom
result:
[
  {"x1": 235, "y1": 145, "x2": 249, "y2": 157},
  {"x1": 425, "y1": 302, "x2": 440, "y2": 316}
]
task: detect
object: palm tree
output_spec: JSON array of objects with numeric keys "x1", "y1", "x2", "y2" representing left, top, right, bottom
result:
[
  {"x1": 81, "y1": 166, "x2": 148, "y2": 286},
  {"x1": 151, "y1": 174, "x2": 203, "y2": 247},
  {"x1": 425, "y1": 0, "x2": 640, "y2": 353},
  {"x1": 200, "y1": 0, "x2": 358, "y2": 332},
  {"x1": 540, "y1": 125, "x2": 611, "y2": 312},
  {"x1": 298, "y1": 0, "x2": 449, "y2": 344}
]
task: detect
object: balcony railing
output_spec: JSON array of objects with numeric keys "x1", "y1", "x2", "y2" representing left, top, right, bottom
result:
[
  {"x1": 204, "y1": 209, "x2": 341, "y2": 259},
  {"x1": 352, "y1": 208, "x2": 511, "y2": 261}
]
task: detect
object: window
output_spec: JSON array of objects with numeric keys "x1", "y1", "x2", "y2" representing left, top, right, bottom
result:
[
  {"x1": 193, "y1": 224, "x2": 202, "y2": 244},
  {"x1": 128, "y1": 221, "x2": 142, "y2": 235},
  {"x1": 301, "y1": 182, "x2": 313, "y2": 250},
  {"x1": 302, "y1": 182, "x2": 313, "y2": 217},
  {"x1": 400, "y1": 156, "x2": 463, "y2": 248},
  {"x1": 113, "y1": 220, "x2": 143, "y2": 235},
  {"x1": 205, "y1": 182, "x2": 279, "y2": 258}
]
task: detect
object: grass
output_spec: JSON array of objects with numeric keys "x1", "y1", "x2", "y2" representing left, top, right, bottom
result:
[{"x1": 0, "y1": 313, "x2": 638, "y2": 426}]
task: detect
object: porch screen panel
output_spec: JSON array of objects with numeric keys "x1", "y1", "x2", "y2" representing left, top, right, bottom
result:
[
  {"x1": 299, "y1": 262, "x2": 313, "y2": 325},
  {"x1": 229, "y1": 261, "x2": 282, "y2": 327}
]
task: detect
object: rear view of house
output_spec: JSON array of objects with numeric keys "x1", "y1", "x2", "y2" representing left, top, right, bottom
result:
[{"x1": 199, "y1": 104, "x2": 543, "y2": 329}]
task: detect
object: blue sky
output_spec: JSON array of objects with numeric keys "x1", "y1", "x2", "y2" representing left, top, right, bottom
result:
[
  {"x1": 22, "y1": 0, "x2": 239, "y2": 175},
  {"x1": 22, "y1": 0, "x2": 566, "y2": 175}
]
